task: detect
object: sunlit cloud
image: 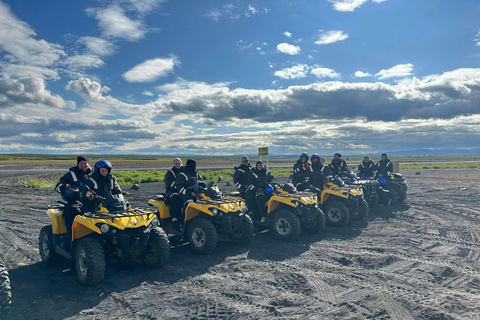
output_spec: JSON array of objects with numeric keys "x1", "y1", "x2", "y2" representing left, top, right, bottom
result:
[
  {"x1": 276, "y1": 43, "x2": 300, "y2": 55},
  {"x1": 375, "y1": 63, "x2": 414, "y2": 79},
  {"x1": 122, "y1": 56, "x2": 179, "y2": 83},
  {"x1": 315, "y1": 30, "x2": 349, "y2": 45}
]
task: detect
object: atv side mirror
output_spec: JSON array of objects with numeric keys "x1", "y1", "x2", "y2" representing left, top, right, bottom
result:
[
  {"x1": 129, "y1": 184, "x2": 140, "y2": 191},
  {"x1": 217, "y1": 177, "x2": 222, "y2": 183}
]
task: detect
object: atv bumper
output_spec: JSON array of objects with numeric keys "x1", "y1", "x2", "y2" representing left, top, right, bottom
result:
[
  {"x1": 214, "y1": 211, "x2": 245, "y2": 235},
  {"x1": 296, "y1": 205, "x2": 319, "y2": 224},
  {"x1": 102, "y1": 226, "x2": 151, "y2": 258}
]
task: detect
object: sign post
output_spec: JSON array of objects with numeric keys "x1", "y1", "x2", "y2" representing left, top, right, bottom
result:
[{"x1": 258, "y1": 147, "x2": 269, "y2": 170}]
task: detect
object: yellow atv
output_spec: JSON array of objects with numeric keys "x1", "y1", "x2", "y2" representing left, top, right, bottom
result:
[
  {"x1": 39, "y1": 185, "x2": 170, "y2": 286},
  {"x1": 0, "y1": 261, "x2": 11, "y2": 318},
  {"x1": 227, "y1": 183, "x2": 325, "y2": 241},
  {"x1": 318, "y1": 177, "x2": 368, "y2": 227},
  {"x1": 148, "y1": 179, "x2": 253, "y2": 255}
]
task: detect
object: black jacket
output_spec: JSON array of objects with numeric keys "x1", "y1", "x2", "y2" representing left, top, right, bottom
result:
[
  {"x1": 376, "y1": 158, "x2": 393, "y2": 179},
  {"x1": 165, "y1": 166, "x2": 180, "y2": 193},
  {"x1": 358, "y1": 160, "x2": 376, "y2": 177},
  {"x1": 176, "y1": 166, "x2": 204, "y2": 199},
  {"x1": 55, "y1": 166, "x2": 92, "y2": 194},
  {"x1": 82, "y1": 173, "x2": 122, "y2": 198},
  {"x1": 233, "y1": 164, "x2": 251, "y2": 193},
  {"x1": 292, "y1": 159, "x2": 310, "y2": 185},
  {"x1": 329, "y1": 159, "x2": 348, "y2": 177},
  {"x1": 309, "y1": 162, "x2": 332, "y2": 187},
  {"x1": 247, "y1": 168, "x2": 275, "y2": 193}
]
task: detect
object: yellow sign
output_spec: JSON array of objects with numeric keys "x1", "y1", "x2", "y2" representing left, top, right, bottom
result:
[{"x1": 258, "y1": 147, "x2": 268, "y2": 156}]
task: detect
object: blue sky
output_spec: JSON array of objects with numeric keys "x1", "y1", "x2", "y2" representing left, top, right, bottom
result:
[{"x1": 1, "y1": 0, "x2": 480, "y2": 156}]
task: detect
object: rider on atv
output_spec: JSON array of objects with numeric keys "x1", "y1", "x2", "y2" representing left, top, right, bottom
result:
[
  {"x1": 246, "y1": 161, "x2": 276, "y2": 223},
  {"x1": 329, "y1": 153, "x2": 348, "y2": 177},
  {"x1": 292, "y1": 153, "x2": 311, "y2": 191},
  {"x1": 176, "y1": 159, "x2": 205, "y2": 205},
  {"x1": 233, "y1": 156, "x2": 252, "y2": 199},
  {"x1": 358, "y1": 156, "x2": 376, "y2": 178},
  {"x1": 306, "y1": 153, "x2": 332, "y2": 193},
  {"x1": 164, "y1": 158, "x2": 183, "y2": 223}
]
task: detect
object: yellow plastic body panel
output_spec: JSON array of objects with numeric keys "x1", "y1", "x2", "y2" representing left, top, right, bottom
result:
[
  {"x1": 46, "y1": 208, "x2": 67, "y2": 235},
  {"x1": 148, "y1": 198, "x2": 170, "y2": 219},
  {"x1": 267, "y1": 191, "x2": 317, "y2": 213},
  {"x1": 320, "y1": 183, "x2": 363, "y2": 204}
]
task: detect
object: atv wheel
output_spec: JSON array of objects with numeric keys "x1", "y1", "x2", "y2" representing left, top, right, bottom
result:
[
  {"x1": 75, "y1": 237, "x2": 105, "y2": 286},
  {"x1": 270, "y1": 210, "x2": 301, "y2": 241},
  {"x1": 188, "y1": 218, "x2": 218, "y2": 255},
  {"x1": 324, "y1": 201, "x2": 350, "y2": 227},
  {"x1": 141, "y1": 227, "x2": 170, "y2": 267},
  {"x1": 229, "y1": 215, "x2": 254, "y2": 243},
  {"x1": 39, "y1": 225, "x2": 63, "y2": 264},
  {"x1": 389, "y1": 187, "x2": 399, "y2": 205},
  {"x1": 0, "y1": 262, "x2": 11, "y2": 318},
  {"x1": 351, "y1": 199, "x2": 369, "y2": 220},
  {"x1": 369, "y1": 193, "x2": 379, "y2": 208},
  {"x1": 392, "y1": 184, "x2": 406, "y2": 203},
  {"x1": 302, "y1": 208, "x2": 326, "y2": 234}
]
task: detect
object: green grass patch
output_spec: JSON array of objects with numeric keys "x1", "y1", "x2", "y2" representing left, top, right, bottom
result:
[
  {"x1": 400, "y1": 162, "x2": 480, "y2": 170},
  {"x1": 17, "y1": 178, "x2": 56, "y2": 189}
]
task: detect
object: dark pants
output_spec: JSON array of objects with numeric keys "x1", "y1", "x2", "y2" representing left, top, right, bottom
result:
[
  {"x1": 64, "y1": 202, "x2": 82, "y2": 233},
  {"x1": 168, "y1": 192, "x2": 182, "y2": 221},
  {"x1": 245, "y1": 190, "x2": 271, "y2": 221}
]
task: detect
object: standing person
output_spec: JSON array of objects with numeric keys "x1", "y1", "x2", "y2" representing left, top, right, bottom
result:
[
  {"x1": 358, "y1": 156, "x2": 376, "y2": 178},
  {"x1": 233, "y1": 156, "x2": 252, "y2": 199},
  {"x1": 176, "y1": 159, "x2": 205, "y2": 206},
  {"x1": 246, "y1": 161, "x2": 276, "y2": 223},
  {"x1": 292, "y1": 153, "x2": 310, "y2": 191},
  {"x1": 329, "y1": 153, "x2": 348, "y2": 177},
  {"x1": 81, "y1": 160, "x2": 123, "y2": 213},
  {"x1": 307, "y1": 153, "x2": 332, "y2": 194},
  {"x1": 54, "y1": 156, "x2": 92, "y2": 232},
  {"x1": 164, "y1": 158, "x2": 183, "y2": 222}
]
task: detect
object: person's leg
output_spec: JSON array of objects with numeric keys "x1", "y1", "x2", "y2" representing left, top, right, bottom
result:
[{"x1": 255, "y1": 193, "x2": 267, "y2": 222}]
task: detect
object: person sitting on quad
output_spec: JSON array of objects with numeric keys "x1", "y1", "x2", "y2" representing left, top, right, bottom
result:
[
  {"x1": 329, "y1": 153, "x2": 348, "y2": 177},
  {"x1": 176, "y1": 159, "x2": 205, "y2": 206},
  {"x1": 81, "y1": 160, "x2": 123, "y2": 213},
  {"x1": 233, "y1": 156, "x2": 252, "y2": 199},
  {"x1": 164, "y1": 158, "x2": 183, "y2": 223},
  {"x1": 375, "y1": 153, "x2": 393, "y2": 183},
  {"x1": 306, "y1": 153, "x2": 332, "y2": 193},
  {"x1": 54, "y1": 156, "x2": 92, "y2": 232},
  {"x1": 292, "y1": 152, "x2": 311, "y2": 191},
  {"x1": 358, "y1": 156, "x2": 376, "y2": 178},
  {"x1": 246, "y1": 161, "x2": 276, "y2": 223}
]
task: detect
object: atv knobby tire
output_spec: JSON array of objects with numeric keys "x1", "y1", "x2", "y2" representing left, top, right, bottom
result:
[
  {"x1": 351, "y1": 199, "x2": 369, "y2": 220},
  {"x1": 0, "y1": 262, "x2": 11, "y2": 318},
  {"x1": 368, "y1": 193, "x2": 379, "y2": 208},
  {"x1": 302, "y1": 208, "x2": 326, "y2": 234},
  {"x1": 141, "y1": 227, "x2": 170, "y2": 267},
  {"x1": 39, "y1": 225, "x2": 64, "y2": 264},
  {"x1": 188, "y1": 218, "x2": 218, "y2": 255},
  {"x1": 75, "y1": 237, "x2": 105, "y2": 286},
  {"x1": 389, "y1": 187, "x2": 399, "y2": 205},
  {"x1": 228, "y1": 214, "x2": 254, "y2": 243},
  {"x1": 324, "y1": 201, "x2": 350, "y2": 227},
  {"x1": 270, "y1": 210, "x2": 301, "y2": 241},
  {"x1": 392, "y1": 184, "x2": 406, "y2": 203}
]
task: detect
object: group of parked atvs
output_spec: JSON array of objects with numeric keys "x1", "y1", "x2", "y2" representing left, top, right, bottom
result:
[{"x1": 34, "y1": 172, "x2": 407, "y2": 288}]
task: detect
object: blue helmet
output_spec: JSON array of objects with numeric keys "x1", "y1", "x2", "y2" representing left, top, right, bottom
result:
[
  {"x1": 94, "y1": 159, "x2": 112, "y2": 174},
  {"x1": 378, "y1": 177, "x2": 387, "y2": 186},
  {"x1": 263, "y1": 184, "x2": 274, "y2": 195},
  {"x1": 310, "y1": 153, "x2": 320, "y2": 161},
  {"x1": 300, "y1": 152, "x2": 309, "y2": 160}
]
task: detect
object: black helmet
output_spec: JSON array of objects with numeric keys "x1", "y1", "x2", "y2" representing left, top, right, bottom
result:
[
  {"x1": 205, "y1": 186, "x2": 222, "y2": 200},
  {"x1": 282, "y1": 183, "x2": 297, "y2": 194}
]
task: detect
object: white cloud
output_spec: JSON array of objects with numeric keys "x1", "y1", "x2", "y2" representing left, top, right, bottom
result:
[
  {"x1": 87, "y1": 6, "x2": 146, "y2": 41},
  {"x1": 315, "y1": 30, "x2": 349, "y2": 45},
  {"x1": 276, "y1": 43, "x2": 301, "y2": 55},
  {"x1": 375, "y1": 63, "x2": 414, "y2": 79},
  {"x1": 61, "y1": 55, "x2": 104, "y2": 70},
  {"x1": 329, "y1": 0, "x2": 368, "y2": 12},
  {"x1": 207, "y1": 3, "x2": 269, "y2": 21},
  {"x1": 0, "y1": 2, "x2": 65, "y2": 66},
  {"x1": 311, "y1": 67, "x2": 340, "y2": 79},
  {"x1": 274, "y1": 64, "x2": 309, "y2": 79},
  {"x1": 0, "y1": 63, "x2": 60, "y2": 80},
  {"x1": 78, "y1": 37, "x2": 116, "y2": 56},
  {"x1": 142, "y1": 91, "x2": 154, "y2": 96},
  {"x1": 355, "y1": 71, "x2": 372, "y2": 77},
  {"x1": 122, "y1": 56, "x2": 179, "y2": 83},
  {"x1": 284, "y1": 31, "x2": 292, "y2": 38},
  {"x1": 372, "y1": 0, "x2": 388, "y2": 3},
  {"x1": 205, "y1": 9, "x2": 221, "y2": 21},
  {"x1": 126, "y1": 0, "x2": 165, "y2": 14}
]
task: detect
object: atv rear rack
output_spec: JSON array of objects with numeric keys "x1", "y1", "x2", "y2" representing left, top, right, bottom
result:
[
  {"x1": 82, "y1": 208, "x2": 154, "y2": 219},
  {"x1": 197, "y1": 198, "x2": 243, "y2": 205}
]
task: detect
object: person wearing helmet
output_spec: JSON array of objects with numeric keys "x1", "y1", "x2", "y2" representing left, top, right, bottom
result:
[
  {"x1": 358, "y1": 156, "x2": 375, "y2": 178},
  {"x1": 176, "y1": 159, "x2": 204, "y2": 206},
  {"x1": 292, "y1": 152, "x2": 310, "y2": 191},
  {"x1": 306, "y1": 153, "x2": 332, "y2": 194},
  {"x1": 54, "y1": 156, "x2": 92, "y2": 232},
  {"x1": 81, "y1": 160, "x2": 123, "y2": 213},
  {"x1": 164, "y1": 158, "x2": 183, "y2": 222},
  {"x1": 246, "y1": 161, "x2": 276, "y2": 223},
  {"x1": 329, "y1": 153, "x2": 348, "y2": 177},
  {"x1": 233, "y1": 156, "x2": 252, "y2": 199}
]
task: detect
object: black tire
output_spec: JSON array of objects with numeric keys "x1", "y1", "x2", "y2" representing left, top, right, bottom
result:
[
  {"x1": 0, "y1": 262, "x2": 11, "y2": 318},
  {"x1": 228, "y1": 215, "x2": 254, "y2": 243},
  {"x1": 393, "y1": 184, "x2": 407, "y2": 203},
  {"x1": 39, "y1": 225, "x2": 64, "y2": 264},
  {"x1": 302, "y1": 208, "x2": 326, "y2": 234},
  {"x1": 389, "y1": 187, "x2": 399, "y2": 205},
  {"x1": 369, "y1": 193, "x2": 379, "y2": 208},
  {"x1": 188, "y1": 218, "x2": 218, "y2": 255},
  {"x1": 74, "y1": 237, "x2": 105, "y2": 286},
  {"x1": 351, "y1": 199, "x2": 369, "y2": 220},
  {"x1": 323, "y1": 201, "x2": 350, "y2": 227},
  {"x1": 141, "y1": 227, "x2": 170, "y2": 267},
  {"x1": 270, "y1": 210, "x2": 301, "y2": 241}
]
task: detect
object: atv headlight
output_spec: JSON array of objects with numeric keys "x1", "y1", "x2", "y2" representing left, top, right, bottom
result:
[
  {"x1": 295, "y1": 201, "x2": 300, "y2": 207},
  {"x1": 100, "y1": 224, "x2": 110, "y2": 233},
  {"x1": 242, "y1": 204, "x2": 247, "y2": 212},
  {"x1": 212, "y1": 208, "x2": 218, "y2": 215},
  {"x1": 151, "y1": 217, "x2": 158, "y2": 226}
]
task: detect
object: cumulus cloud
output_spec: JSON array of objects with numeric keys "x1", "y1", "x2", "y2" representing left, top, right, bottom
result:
[
  {"x1": 87, "y1": 6, "x2": 146, "y2": 41},
  {"x1": 66, "y1": 77, "x2": 111, "y2": 101},
  {"x1": 78, "y1": 37, "x2": 117, "y2": 56},
  {"x1": 315, "y1": 30, "x2": 349, "y2": 45},
  {"x1": 329, "y1": 0, "x2": 369, "y2": 12},
  {"x1": 122, "y1": 56, "x2": 179, "y2": 82},
  {"x1": 355, "y1": 71, "x2": 372, "y2": 78},
  {"x1": 0, "y1": 63, "x2": 60, "y2": 80},
  {"x1": 0, "y1": 2, "x2": 65, "y2": 66},
  {"x1": 311, "y1": 67, "x2": 340, "y2": 79},
  {"x1": 284, "y1": 31, "x2": 292, "y2": 38},
  {"x1": 207, "y1": 3, "x2": 268, "y2": 21},
  {"x1": 61, "y1": 55, "x2": 104, "y2": 70},
  {"x1": 274, "y1": 64, "x2": 309, "y2": 79},
  {"x1": 125, "y1": 0, "x2": 165, "y2": 14},
  {"x1": 276, "y1": 43, "x2": 301, "y2": 55},
  {"x1": 375, "y1": 63, "x2": 414, "y2": 79}
]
